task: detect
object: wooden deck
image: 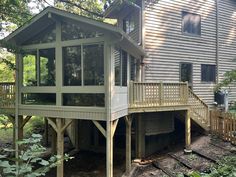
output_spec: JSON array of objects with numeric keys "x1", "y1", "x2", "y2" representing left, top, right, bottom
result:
[
  {"x1": 0, "y1": 81, "x2": 209, "y2": 129},
  {"x1": 128, "y1": 82, "x2": 189, "y2": 113}
]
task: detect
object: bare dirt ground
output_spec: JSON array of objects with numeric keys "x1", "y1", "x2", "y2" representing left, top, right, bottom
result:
[
  {"x1": 46, "y1": 135, "x2": 236, "y2": 177},
  {"x1": 132, "y1": 135, "x2": 236, "y2": 177}
]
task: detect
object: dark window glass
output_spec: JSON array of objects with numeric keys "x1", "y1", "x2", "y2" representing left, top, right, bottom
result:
[
  {"x1": 115, "y1": 48, "x2": 121, "y2": 86},
  {"x1": 123, "y1": 14, "x2": 135, "y2": 34},
  {"x1": 23, "y1": 50, "x2": 37, "y2": 86},
  {"x1": 201, "y1": 64, "x2": 216, "y2": 82},
  {"x1": 23, "y1": 23, "x2": 56, "y2": 45},
  {"x1": 83, "y1": 44, "x2": 104, "y2": 85},
  {"x1": 63, "y1": 46, "x2": 82, "y2": 86},
  {"x1": 130, "y1": 56, "x2": 137, "y2": 81},
  {"x1": 39, "y1": 48, "x2": 55, "y2": 86},
  {"x1": 63, "y1": 93, "x2": 105, "y2": 107},
  {"x1": 61, "y1": 21, "x2": 103, "y2": 41},
  {"x1": 180, "y1": 63, "x2": 192, "y2": 83},
  {"x1": 22, "y1": 93, "x2": 56, "y2": 105},
  {"x1": 182, "y1": 11, "x2": 201, "y2": 36},
  {"x1": 122, "y1": 51, "x2": 127, "y2": 86}
]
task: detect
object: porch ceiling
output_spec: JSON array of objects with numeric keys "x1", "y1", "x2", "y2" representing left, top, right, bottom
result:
[{"x1": 3, "y1": 7, "x2": 145, "y2": 59}]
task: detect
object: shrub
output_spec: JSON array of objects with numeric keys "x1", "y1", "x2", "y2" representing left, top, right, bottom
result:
[{"x1": 0, "y1": 134, "x2": 72, "y2": 177}]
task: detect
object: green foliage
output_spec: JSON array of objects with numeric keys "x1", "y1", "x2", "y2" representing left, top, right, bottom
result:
[
  {"x1": 215, "y1": 70, "x2": 236, "y2": 91},
  {"x1": 0, "y1": 134, "x2": 72, "y2": 177},
  {"x1": 0, "y1": 115, "x2": 12, "y2": 130},
  {"x1": 24, "y1": 117, "x2": 45, "y2": 137},
  {"x1": 188, "y1": 156, "x2": 236, "y2": 177}
]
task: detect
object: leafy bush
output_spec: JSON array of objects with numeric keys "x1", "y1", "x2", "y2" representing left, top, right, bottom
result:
[
  {"x1": 189, "y1": 156, "x2": 236, "y2": 177},
  {"x1": 0, "y1": 134, "x2": 72, "y2": 177}
]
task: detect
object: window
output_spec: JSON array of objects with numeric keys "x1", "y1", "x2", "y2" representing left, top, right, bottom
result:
[
  {"x1": 23, "y1": 50, "x2": 37, "y2": 86},
  {"x1": 39, "y1": 48, "x2": 55, "y2": 86},
  {"x1": 63, "y1": 93, "x2": 105, "y2": 107},
  {"x1": 23, "y1": 49, "x2": 56, "y2": 86},
  {"x1": 201, "y1": 64, "x2": 216, "y2": 82},
  {"x1": 115, "y1": 48, "x2": 121, "y2": 86},
  {"x1": 130, "y1": 56, "x2": 137, "y2": 81},
  {"x1": 180, "y1": 63, "x2": 192, "y2": 83},
  {"x1": 123, "y1": 14, "x2": 135, "y2": 34},
  {"x1": 182, "y1": 11, "x2": 201, "y2": 36},
  {"x1": 114, "y1": 48, "x2": 128, "y2": 86},
  {"x1": 83, "y1": 44, "x2": 104, "y2": 85},
  {"x1": 22, "y1": 93, "x2": 56, "y2": 105},
  {"x1": 63, "y1": 46, "x2": 82, "y2": 86},
  {"x1": 63, "y1": 43, "x2": 104, "y2": 86}
]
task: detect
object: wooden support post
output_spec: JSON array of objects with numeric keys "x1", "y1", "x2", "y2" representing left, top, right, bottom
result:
[
  {"x1": 74, "y1": 120, "x2": 79, "y2": 151},
  {"x1": 106, "y1": 119, "x2": 119, "y2": 177},
  {"x1": 47, "y1": 118, "x2": 73, "y2": 177},
  {"x1": 56, "y1": 118, "x2": 64, "y2": 177},
  {"x1": 51, "y1": 128, "x2": 57, "y2": 154},
  {"x1": 185, "y1": 109, "x2": 191, "y2": 153},
  {"x1": 18, "y1": 115, "x2": 24, "y2": 141},
  {"x1": 125, "y1": 116, "x2": 133, "y2": 173},
  {"x1": 135, "y1": 114, "x2": 145, "y2": 158},
  {"x1": 44, "y1": 118, "x2": 49, "y2": 147}
]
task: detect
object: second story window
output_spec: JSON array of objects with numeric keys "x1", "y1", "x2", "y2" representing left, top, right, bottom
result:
[
  {"x1": 182, "y1": 11, "x2": 201, "y2": 36},
  {"x1": 123, "y1": 14, "x2": 135, "y2": 34}
]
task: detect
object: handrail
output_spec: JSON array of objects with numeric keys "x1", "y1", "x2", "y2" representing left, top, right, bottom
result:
[
  {"x1": 129, "y1": 81, "x2": 188, "y2": 108},
  {"x1": 188, "y1": 88, "x2": 208, "y2": 108},
  {"x1": 188, "y1": 88, "x2": 209, "y2": 126}
]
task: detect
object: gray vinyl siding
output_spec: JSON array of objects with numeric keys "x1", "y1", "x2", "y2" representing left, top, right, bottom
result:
[
  {"x1": 143, "y1": 0, "x2": 217, "y2": 105},
  {"x1": 218, "y1": 0, "x2": 236, "y2": 102}
]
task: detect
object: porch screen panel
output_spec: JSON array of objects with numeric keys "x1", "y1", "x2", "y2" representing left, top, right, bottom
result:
[
  {"x1": 23, "y1": 23, "x2": 56, "y2": 45},
  {"x1": 63, "y1": 46, "x2": 82, "y2": 86},
  {"x1": 83, "y1": 44, "x2": 104, "y2": 85},
  {"x1": 39, "y1": 48, "x2": 55, "y2": 86},
  {"x1": 61, "y1": 21, "x2": 103, "y2": 41},
  {"x1": 23, "y1": 50, "x2": 37, "y2": 86}
]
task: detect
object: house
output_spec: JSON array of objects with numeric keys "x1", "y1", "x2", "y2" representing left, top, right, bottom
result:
[{"x1": 0, "y1": 0, "x2": 235, "y2": 177}]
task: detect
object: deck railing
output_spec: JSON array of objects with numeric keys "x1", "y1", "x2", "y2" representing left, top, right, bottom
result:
[
  {"x1": 0, "y1": 82, "x2": 15, "y2": 109},
  {"x1": 188, "y1": 88, "x2": 209, "y2": 127},
  {"x1": 129, "y1": 81, "x2": 188, "y2": 108}
]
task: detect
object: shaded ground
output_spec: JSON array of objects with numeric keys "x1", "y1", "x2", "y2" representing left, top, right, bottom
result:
[
  {"x1": 45, "y1": 135, "x2": 235, "y2": 177},
  {"x1": 133, "y1": 135, "x2": 236, "y2": 177},
  {"x1": 47, "y1": 150, "x2": 126, "y2": 177}
]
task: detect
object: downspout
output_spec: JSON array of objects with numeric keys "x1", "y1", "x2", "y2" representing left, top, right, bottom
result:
[{"x1": 216, "y1": 0, "x2": 219, "y2": 84}]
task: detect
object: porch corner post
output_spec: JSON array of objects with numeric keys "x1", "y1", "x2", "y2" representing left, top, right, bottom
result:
[
  {"x1": 125, "y1": 116, "x2": 133, "y2": 173},
  {"x1": 56, "y1": 118, "x2": 64, "y2": 177},
  {"x1": 185, "y1": 109, "x2": 192, "y2": 153},
  {"x1": 106, "y1": 120, "x2": 113, "y2": 177}
]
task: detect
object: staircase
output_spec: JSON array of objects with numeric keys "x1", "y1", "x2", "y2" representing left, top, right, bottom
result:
[{"x1": 188, "y1": 88, "x2": 209, "y2": 130}]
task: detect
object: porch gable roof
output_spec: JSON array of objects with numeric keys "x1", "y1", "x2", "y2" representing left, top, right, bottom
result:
[{"x1": 4, "y1": 7, "x2": 145, "y2": 58}]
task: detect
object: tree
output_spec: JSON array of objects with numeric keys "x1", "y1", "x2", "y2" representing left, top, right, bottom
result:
[{"x1": 216, "y1": 69, "x2": 236, "y2": 91}]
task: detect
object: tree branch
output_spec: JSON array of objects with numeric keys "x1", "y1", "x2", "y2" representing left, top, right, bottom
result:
[{"x1": 58, "y1": 0, "x2": 104, "y2": 18}]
